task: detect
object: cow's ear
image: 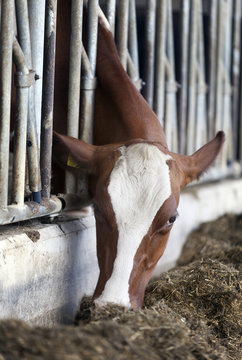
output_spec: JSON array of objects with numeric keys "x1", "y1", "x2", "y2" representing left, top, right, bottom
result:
[
  {"x1": 173, "y1": 131, "x2": 225, "y2": 187},
  {"x1": 52, "y1": 131, "x2": 97, "y2": 174}
]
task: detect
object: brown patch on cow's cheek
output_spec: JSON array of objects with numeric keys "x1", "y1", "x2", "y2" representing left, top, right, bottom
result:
[
  {"x1": 92, "y1": 151, "x2": 121, "y2": 301},
  {"x1": 128, "y1": 225, "x2": 171, "y2": 309}
]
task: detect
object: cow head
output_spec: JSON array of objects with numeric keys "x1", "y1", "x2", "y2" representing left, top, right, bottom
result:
[{"x1": 53, "y1": 130, "x2": 225, "y2": 309}]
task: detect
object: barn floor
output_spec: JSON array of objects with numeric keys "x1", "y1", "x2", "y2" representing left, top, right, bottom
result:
[{"x1": 0, "y1": 214, "x2": 241, "y2": 360}]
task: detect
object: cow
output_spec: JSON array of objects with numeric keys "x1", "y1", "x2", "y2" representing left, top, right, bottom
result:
[{"x1": 53, "y1": 9, "x2": 225, "y2": 310}]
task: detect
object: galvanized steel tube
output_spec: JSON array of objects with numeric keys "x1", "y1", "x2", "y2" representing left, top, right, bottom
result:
[
  {"x1": 142, "y1": 0, "x2": 156, "y2": 107},
  {"x1": 186, "y1": 0, "x2": 197, "y2": 154},
  {"x1": 15, "y1": 0, "x2": 41, "y2": 199},
  {"x1": 65, "y1": 0, "x2": 83, "y2": 193},
  {"x1": 231, "y1": 0, "x2": 241, "y2": 159},
  {"x1": 41, "y1": 0, "x2": 57, "y2": 199},
  {"x1": 178, "y1": 0, "x2": 190, "y2": 154},
  {"x1": 154, "y1": 0, "x2": 167, "y2": 126},
  {"x1": 0, "y1": 0, "x2": 14, "y2": 206},
  {"x1": 128, "y1": 0, "x2": 139, "y2": 73},
  {"x1": 11, "y1": 40, "x2": 30, "y2": 205},
  {"x1": 106, "y1": 0, "x2": 116, "y2": 35},
  {"x1": 81, "y1": 0, "x2": 98, "y2": 144},
  {"x1": 207, "y1": 0, "x2": 218, "y2": 140},
  {"x1": 117, "y1": 0, "x2": 129, "y2": 70},
  {"x1": 28, "y1": 0, "x2": 46, "y2": 143}
]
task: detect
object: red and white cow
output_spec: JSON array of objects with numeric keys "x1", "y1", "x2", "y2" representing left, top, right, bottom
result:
[{"x1": 53, "y1": 11, "x2": 225, "y2": 309}]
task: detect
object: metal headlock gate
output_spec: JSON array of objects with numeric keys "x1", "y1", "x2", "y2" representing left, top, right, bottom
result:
[{"x1": 0, "y1": 0, "x2": 241, "y2": 225}]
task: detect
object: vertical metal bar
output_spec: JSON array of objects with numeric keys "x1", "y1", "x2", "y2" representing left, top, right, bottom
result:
[
  {"x1": 0, "y1": 0, "x2": 14, "y2": 206},
  {"x1": 178, "y1": 0, "x2": 190, "y2": 154},
  {"x1": 195, "y1": 0, "x2": 207, "y2": 151},
  {"x1": 117, "y1": 0, "x2": 129, "y2": 70},
  {"x1": 207, "y1": 0, "x2": 218, "y2": 140},
  {"x1": 128, "y1": 0, "x2": 139, "y2": 73},
  {"x1": 142, "y1": 0, "x2": 156, "y2": 107},
  {"x1": 153, "y1": 0, "x2": 167, "y2": 126},
  {"x1": 186, "y1": 0, "x2": 197, "y2": 155},
  {"x1": 231, "y1": 0, "x2": 241, "y2": 159},
  {"x1": 11, "y1": 40, "x2": 29, "y2": 205},
  {"x1": 28, "y1": 0, "x2": 46, "y2": 143},
  {"x1": 106, "y1": 0, "x2": 116, "y2": 35},
  {"x1": 41, "y1": 0, "x2": 57, "y2": 199},
  {"x1": 65, "y1": 0, "x2": 83, "y2": 193},
  {"x1": 80, "y1": 0, "x2": 98, "y2": 144},
  {"x1": 15, "y1": 0, "x2": 41, "y2": 201}
]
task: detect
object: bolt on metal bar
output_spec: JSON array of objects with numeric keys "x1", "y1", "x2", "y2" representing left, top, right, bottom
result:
[
  {"x1": 80, "y1": 0, "x2": 98, "y2": 144},
  {"x1": 15, "y1": 0, "x2": 41, "y2": 201},
  {"x1": 0, "y1": 0, "x2": 14, "y2": 206},
  {"x1": 231, "y1": 0, "x2": 241, "y2": 159},
  {"x1": 207, "y1": 0, "x2": 218, "y2": 140},
  {"x1": 127, "y1": 52, "x2": 142, "y2": 90},
  {"x1": 11, "y1": 39, "x2": 30, "y2": 205},
  {"x1": 153, "y1": 0, "x2": 167, "y2": 126},
  {"x1": 41, "y1": 0, "x2": 57, "y2": 199},
  {"x1": 106, "y1": 0, "x2": 116, "y2": 35},
  {"x1": 117, "y1": 0, "x2": 129, "y2": 70},
  {"x1": 65, "y1": 0, "x2": 84, "y2": 194},
  {"x1": 142, "y1": 0, "x2": 156, "y2": 107},
  {"x1": 28, "y1": 0, "x2": 46, "y2": 144},
  {"x1": 178, "y1": 0, "x2": 190, "y2": 154}
]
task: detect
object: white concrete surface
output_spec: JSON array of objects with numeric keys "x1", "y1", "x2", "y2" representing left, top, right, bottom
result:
[
  {"x1": 0, "y1": 215, "x2": 98, "y2": 326},
  {"x1": 0, "y1": 178, "x2": 242, "y2": 326}
]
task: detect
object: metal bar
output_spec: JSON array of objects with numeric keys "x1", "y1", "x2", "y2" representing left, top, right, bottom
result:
[
  {"x1": 28, "y1": 0, "x2": 46, "y2": 144},
  {"x1": 117, "y1": 0, "x2": 129, "y2": 70},
  {"x1": 106, "y1": 0, "x2": 116, "y2": 35},
  {"x1": 0, "y1": 0, "x2": 14, "y2": 206},
  {"x1": 153, "y1": 0, "x2": 167, "y2": 126},
  {"x1": 142, "y1": 0, "x2": 156, "y2": 107},
  {"x1": 186, "y1": 0, "x2": 197, "y2": 154},
  {"x1": 40, "y1": 0, "x2": 57, "y2": 199},
  {"x1": 128, "y1": 0, "x2": 139, "y2": 74},
  {"x1": 195, "y1": 0, "x2": 207, "y2": 151},
  {"x1": 231, "y1": 0, "x2": 241, "y2": 159},
  {"x1": 0, "y1": 196, "x2": 62, "y2": 225},
  {"x1": 11, "y1": 39, "x2": 29, "y2": 205},
  {"x1": 178, "y1": 0, "x2": 190, "y2": 154},
  {"x1": 80, "y1": 0, "x2": 98, "y2": 144},
  {"x1": 207, "y1": 0, "x2": 218, "y2": 140},
  {"x1": 65, "y1": 0, "x2": 83, "y2": 193},
  {"x1": 127, "y1": 52, "x2": 142, "y2": 90},
  {"x1": 15, "y1": 0, "x2": 41, "y2": 200}
]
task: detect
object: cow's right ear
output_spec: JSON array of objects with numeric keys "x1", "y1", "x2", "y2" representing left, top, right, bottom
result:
[{"x1": 52, "y1": 131, "x2": 97, "y2": 174}]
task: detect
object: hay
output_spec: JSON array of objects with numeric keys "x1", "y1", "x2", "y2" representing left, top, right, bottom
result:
[{"x1": 0, "y1": 214, "x2": 241, "y2": 360}]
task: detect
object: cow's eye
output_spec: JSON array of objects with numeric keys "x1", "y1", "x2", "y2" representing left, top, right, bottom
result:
[{"x1": 166, "y1": 212, "x2": 179, "y2": 227}]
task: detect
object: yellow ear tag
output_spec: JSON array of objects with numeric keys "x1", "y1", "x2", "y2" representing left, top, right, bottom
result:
[{"x1": 67, "y1": 154, "x2": 80, "y2": 168}]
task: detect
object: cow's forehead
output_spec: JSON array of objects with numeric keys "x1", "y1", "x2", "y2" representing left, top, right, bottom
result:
[{"x1": 95, "y1": 143, "x2": 172, "y2": 307}]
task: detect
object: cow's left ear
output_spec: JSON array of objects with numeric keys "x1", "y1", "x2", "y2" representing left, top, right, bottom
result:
[
  {"x1": 52, "y1": 131, "x2": 97, "y2": 174},
  {"x1": 173, "y1": 131, "x2": 225, "y2": 187}
]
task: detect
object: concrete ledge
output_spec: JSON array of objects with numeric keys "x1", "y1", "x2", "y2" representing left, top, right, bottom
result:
[{"x1": 0, "y1": 178, "x2": 242, "y2": 326}]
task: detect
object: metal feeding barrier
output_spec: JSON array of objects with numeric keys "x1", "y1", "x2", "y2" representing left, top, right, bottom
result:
[{"x1": 0, "y1": 0, "x2": 241, "y2": 225}]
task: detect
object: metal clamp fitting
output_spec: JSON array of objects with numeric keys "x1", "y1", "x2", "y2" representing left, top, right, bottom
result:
[{"x1": 14, "y1": 70, "x2": 36, "y2": 88}]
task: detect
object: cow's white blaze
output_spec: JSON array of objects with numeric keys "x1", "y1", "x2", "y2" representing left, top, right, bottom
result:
[{"x1": 95, "y1": 143, "x2": 172, "y2": 307}]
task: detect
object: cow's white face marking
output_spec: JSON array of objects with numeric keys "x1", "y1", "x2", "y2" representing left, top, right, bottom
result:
[{"x1": 95, "y1": 143, "x2": 172, "y2": 307}]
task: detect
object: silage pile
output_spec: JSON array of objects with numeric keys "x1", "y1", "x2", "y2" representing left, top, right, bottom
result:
[{"x1": 0, "y1": 214, "x2": 241, "y2": 360}]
